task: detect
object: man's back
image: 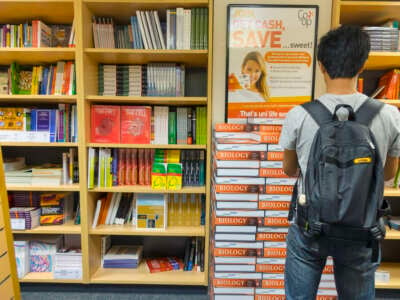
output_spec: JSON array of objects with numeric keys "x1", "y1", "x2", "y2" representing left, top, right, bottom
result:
[{"x1": 280, "y1": 92, "x2": 400, "y2": 177}]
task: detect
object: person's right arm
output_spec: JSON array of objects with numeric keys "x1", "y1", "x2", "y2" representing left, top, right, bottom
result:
[{"x1": 384, "y1": 156, "x2": 399, "y2": 181}]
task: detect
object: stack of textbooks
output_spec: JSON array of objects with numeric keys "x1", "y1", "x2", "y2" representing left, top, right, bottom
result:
[
  {"x1": 98, "y1": 63, "x2": 185, "y2": 97},
  {"x1": 92, "y1": 8, "x2": 208, "y2": 50},
  {"x1": 87, "y1": 148, "x2": 205, "y2": 189},
  {"x1": 0, "y1": 20, "x2": 75, "y2": 48},
  {"x1": 9, "y1": 207, "x2": 41, "y2": 230},
  {"x1": 363, "y1": 26, "x2": 399, "y2": 51},
  {"x1": 103, "y1": 245, "x2": 143, "y2": 269},
  {"x1": 54, "y1": 248, "x2": 82, "y2": 279},
  {"x1": 9, "y1": 191, "x2": 81, "y2": 226},
  {"x1": 90, "y1": 104, "x2": 207, "y2": 145},
  {"x1": 5, "y1": 154, "x2": 78, "y2": 186},
  {"x1": 0, "y1": 105, "x2": 78, "y2": 143},
  {"x1": 210, "y1": 117, "x2": 337, "y2": 300},
  {"x1": 0, "y1": 61, "x2": 76, "y2": 95}
]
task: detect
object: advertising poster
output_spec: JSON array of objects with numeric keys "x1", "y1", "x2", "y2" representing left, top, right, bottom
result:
[{"x1": 226, "y1": 5, "x2": 319, "y2": 123}]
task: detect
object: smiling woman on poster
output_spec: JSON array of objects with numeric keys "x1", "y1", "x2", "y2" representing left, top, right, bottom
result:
[{"x1": 228, "y1": 51, "x2": 270, "y2": 102}]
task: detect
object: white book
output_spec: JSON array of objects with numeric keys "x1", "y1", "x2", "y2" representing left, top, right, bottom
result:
[
  {"x1": 215, "y1": 160, "x2": 260, "y2": 169},
  {"x1": 214, "y1": 177, "x2": 265, "y2": 185},
  {"x1": 54, "y1": 61, "x2": 65, "y2": 95},
  {"x1": 260, "y1": 161, "x2": 283, "y2": 168},
  {"x1": 176, "y1": 8, "x2": 184, "y2": 49},
  {"x1": 215, "y1": 265, "x2": 255, "y2": 272},
  {"x1": 214, "y1": 273, "x2": 263, "y2": 279},
  {"x1": 266, "y1": 178, "x2": 297, "y2": 185},
  {"x1": 216, "y1": 210, "x2": 264, "y2": 217},
  {"x1": 140, "y1": 11, "x2": 153, "y2": 49},
  {"x1": 214, "y1": 257, "x2": 256, "y2": 264},
  {"x1": 145, "y1": 11, "x2": 158, "y2": 49},
  {"x1": 214, "y1": 193, "x2": 258, "y2": 201},
  {"x1": 216, "y1": 201, "x2": 258, "y2": 210},
  {"x1": 258, "y1": 194, "x2": 291, "y2": 202},
  {"x1": 110, "y1": 192, "x2": 122, "y2": 224},
  {"x1": 215, "y1": 225, "x2": 257, "y2": 233},
  {"x1": 216, "y1": 169, "x2": 259, "y2": 177},
  {"x1": 215, "y1": 242, "x2": 263, "y2": 249},
  {"x1": 215, "y1": 233, "x2": 256, "y2": 241},
  {"x1": 215, "y1": 144, "x2": 268, "y2": 151},
  {"x1": 154, "y1": 11, "x2": 166, "y2": 49},
  {"x1": 265, "y1": 210, "x2": 289, "y2": 218},
  {"x1": 268, "y1": 144, "x2": 284, "y2": 152},
  {"x1": 257, "y1": 227, "x2": 289, "y2": 233},
  {"x1": 92, "y1": 199, "x2": 102, "y2": 228},
  {"x1": 136, "y1": 11, "x2": 149, "y2": 49}
]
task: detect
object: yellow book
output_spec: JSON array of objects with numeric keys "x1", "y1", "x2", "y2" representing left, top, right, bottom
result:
[
  {"x1": 136, "y1": 194, "x2": 166, "y2": 229},
  {"x1": 177, "y1": 194, "x2": 184, "y2": 226}
]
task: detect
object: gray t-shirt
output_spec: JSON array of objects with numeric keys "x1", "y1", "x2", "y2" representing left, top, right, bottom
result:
[{"x1": 279, "y1": 93, "x2": 400, "y2": 177}]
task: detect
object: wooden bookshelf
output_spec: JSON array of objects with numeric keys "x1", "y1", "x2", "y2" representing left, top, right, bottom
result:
[
  {"x1": 12, "y1": 220, "x2": 81, "y2": 235},
  {"x1": 87, "y1": 143, "x2": 206, "y2": 149},
  {"x1": 90, "y1": 186, "x2": 206, "y2": 194},
  {"x1": 0, "y1": 142, "x2": 78, "y2": 147},
  {"x1": 90, "y1": 263, "x2": 206, "y2": 285},
  {"x1": 84, "y1": 49, "x2": 208, "y2": 66},
  {"x1": 86, "y1": 96, "x2": 207, "y2": 105},
  {"x1": 7, "y1": 184, "x2": 80, "y2": 192},
  {"x1": 333, "y1": 0, "x2": 400, "y2": 290},
  {"x1": 0, "y1": 0, "x2": 213, "y2": 286},
  {"x1": 0, "y1": 48, "x2": 75, "y2": 65},
  {"x1": 19, "y1": 272, "x2": 82, "y2": 284},
  {"x1": 90, "y1": 225, "x2": 205, "y2": 236},
  {"x1": 0, "y1": 95, "x2": 77, "y2": 104},
  {"x1": 376, "y1": 263, "x2": 400, "y2": 289}
]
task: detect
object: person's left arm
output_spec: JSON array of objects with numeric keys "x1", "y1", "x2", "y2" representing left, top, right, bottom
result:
[{"x1": 283, "y1": 149, "x2": 300, "y2": 177}]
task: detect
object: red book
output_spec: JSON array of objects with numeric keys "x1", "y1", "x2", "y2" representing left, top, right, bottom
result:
[
  {"x1": 138, "y1": 149, "x2": 145, "y2": 185},
  {"x1": 120, "y1": 106, "x2": 151, "y2": 144},
  {"x1": 131, "y1": 149, "x2": 138, "y2": 185},
  {"x1": 125, "y1": 149, "x2": 132, "y2": 185},
  {"x1": 146, "y1": 258, "x2": 174, "y2": 273},
  {"x1": 118, "y1": 148, "x2": 126, "y2": 185},
  {"x1": 91, "y1": 105, "x2": 120, "y2": 143}
]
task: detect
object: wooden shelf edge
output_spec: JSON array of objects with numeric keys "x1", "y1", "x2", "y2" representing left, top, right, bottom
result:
[
  {"x1": 87, "y1": 143, "x2": 206, "y2": 149},
  {"x1": 376, "y1": 263, "x2": 400, "y2": 289},
  {"x1": 85, "y1": 48, "x2": 207, "y2": 54},
  {"x1": 90, "y1": 266, "x2": 206, "y2": 285},
  {"x1": 19, "y1": 272, "x2": 82, "y2": 283},
  {"x1": 7, "y1": 184, "x2": 80, "y2": 191},
  {"x1": 89, "y1": 186, "x2": 206, "y2": 193},
  {"x1": 341, "y1": 1, "x2": 400, "y2": 7},
  {"x1": 86, "y1": 96, "x2": 207, "y2": 104},
  {"x1": 0, "y1": 142, "x2": 78, "y2": 147},
  {"x1": 90, "y1": 226, "x2": 205, "y2": 236},
  {"x1": 83, "y1": 0, "x2": 208, "y2": 4},
  {"x1": 12, "y1": 221, "x2": 81, "y2": 235},
  {"x1": 384, "y1": 187, "x2": 400, "y2": 197}
]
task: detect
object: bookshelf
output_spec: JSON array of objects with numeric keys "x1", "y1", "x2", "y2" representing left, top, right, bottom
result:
[
  {"x1": 332, "y1": 0, "x2": 400, "y2": 289},
  {"x1": 0, "y1": 0, "x2": 212, "y2": 286}
]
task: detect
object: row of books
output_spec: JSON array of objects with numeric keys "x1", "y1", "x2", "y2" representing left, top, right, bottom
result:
[
  {"x1": 92, "y1": 193, "x2": 205, "y2": 229},
  {"x1": 9, "y1": 192, "x2": 80, "y2": 229},
  {"x1": 0, "y1": 21, "x2": 75, "y2": 48},
  {"x1": 14, "y1": 235, "x2": 82, "y2": 279},
  {"x1": 0, "y1": 61, "x2": 76, "y2": 95},
  {"x1": 91, "y1": 104, "x2": 207, "y2": 145},
  {"x1": 92, "y1": 8, "x2": 208, "y2": 50},
  {"x1": 182, "y1": 237, "x2": 204, "y2": 272},
  {"x1": 0, "y1": 105, "x2": 78, "y2": 143},
  {"x1": 210, "y1": 120, "x2": 336, "y2": 300},
  {"x1": 5, "y1": 152, "x2": 79, "y2": 186},
  {"x1": 98, "y1": 63, "x2": 185, "y2": 97},
  {"x1": 87, "y1": 148, "x2": 205, "y2": 188}
]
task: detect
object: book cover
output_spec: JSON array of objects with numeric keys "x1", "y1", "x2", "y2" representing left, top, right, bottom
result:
[
  {"x1": 91, "y1": 105, "x2": 120, "y2": 143},
  {"x1": 136, "y1": 193, "x2": 167, "y2": 229},
  {"x1": 120, "y1": 106, "x2": 151, "y2": 144}
]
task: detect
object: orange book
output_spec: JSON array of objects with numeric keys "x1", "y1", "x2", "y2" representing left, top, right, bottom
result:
[
  {"x1": 259, "y1": 168, "x2": 288, "y2": 178},
  {"x1": 262, "y1": 248, "x2": 287, "y2": 258},
  {"x1": 267, "y1": 152, "x2": 284, "y2": 161},
  {"x1": 213, "y1": 278, "x2": 262, "y2": 288},
  {"x1": 51, "y1": 66, "x2": 57, "y2": 95},
  {"x1": 215, "y1": 184, "x2": 266, "y2": 193},
  {"x1": 215, "y1": 123, "x2": 282, "y2": 133},
  {"x1": 99, "y1": 193, "x2": 113, "y2": 225},
  {"x1": 214, "y1": 151, "x2": 266, "y2": 161},
  {"x1": 259, "y1": 201, "x2": 290, "y2": 210},
  {"x1": 256, "y1": 232, "x2": 287, "y2": 242},
  {"x1": 213, "y1": 248, "x2": 262, "y2": 257},
  {"x1": 262, "y1": 279, "x2": 285, "y2": 289},
  {"x1": 265, "y1": 185, "x2": 294, "y2": 194},
  {"x1": 214, "y1": 217, "x2": 263, "y2": 226}
]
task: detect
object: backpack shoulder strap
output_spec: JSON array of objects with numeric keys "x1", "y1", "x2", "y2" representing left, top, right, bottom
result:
[
  {"x1": 356, "y1": 97, "x2": 384, "y2": 127},
  {"x1": 301, "y1": 100, "x2": 332, "y2": 127}
]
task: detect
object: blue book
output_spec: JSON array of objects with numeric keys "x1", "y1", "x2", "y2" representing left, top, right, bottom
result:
[
  {"x1": 133, "y1": 17, "x2": 144, "y2": 49},
  {"x1": 112, "y1": 148, "x2": 118, "y2": 186},
  {"x1": 30, "y1": 109, "x2": 36, "y2": 131},
  {"x1": 130, "y1": 17, "x2": 137, "y2": 49}
]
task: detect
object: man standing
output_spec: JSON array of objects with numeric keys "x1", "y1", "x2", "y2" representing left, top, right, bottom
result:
[{"x1": 280, "y1": 25, "x2": 400, "y2": 299}]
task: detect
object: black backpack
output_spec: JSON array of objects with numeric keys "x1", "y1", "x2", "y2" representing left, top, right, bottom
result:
[{"x1": 290, "y1": 98, "x2": 390, "y2": 258}]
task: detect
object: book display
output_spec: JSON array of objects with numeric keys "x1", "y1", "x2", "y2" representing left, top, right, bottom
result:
[
  {"x1": 0, "y1": 0, "x2": 212, "y2": 286},
  {"x1": 332, "y1": 0, "x2": 400, "y2": 290}
]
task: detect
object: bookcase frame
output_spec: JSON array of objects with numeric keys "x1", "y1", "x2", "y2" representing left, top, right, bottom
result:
[
  {"x1": 332, "y1": 0, "x2": 400, "y2": 290},
  {"x1": 1, "y1": 0, "x2": 213, "y2": 286}
]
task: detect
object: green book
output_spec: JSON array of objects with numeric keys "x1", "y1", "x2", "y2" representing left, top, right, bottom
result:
[
  {"x1": 204, "y1": 8, "x2": 208, "y2": 50},
  {"x1": 195, "y1": 8, "x2": 201, "y2": 50},
  {"x1": 98, "y1": 64, "x2": 104, "y2": 95},
  {"x1": 168, "y1": 108, "x2": 177, "y2": 144},
  {"x1": 191, "y1": 8, "x2": 196, "y2": 49}
]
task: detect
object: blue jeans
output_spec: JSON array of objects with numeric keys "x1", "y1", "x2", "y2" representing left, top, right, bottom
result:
[{"x1": 285, "y1": 224, "x2": 380, "y2": 300}]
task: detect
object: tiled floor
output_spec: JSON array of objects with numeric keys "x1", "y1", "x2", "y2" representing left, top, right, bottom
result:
[{"x1": 20, "y1": 284, "x2": 400, "y2": 300}]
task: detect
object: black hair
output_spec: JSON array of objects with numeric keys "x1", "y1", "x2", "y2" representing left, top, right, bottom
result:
[{"x1": 317, "y1": 25, "x2": 370, "y2": 79}]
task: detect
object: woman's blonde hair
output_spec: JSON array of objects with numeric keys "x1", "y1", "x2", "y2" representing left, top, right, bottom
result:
[{"x1": 241, "y1": 51, "x2": 270, "y2": 101}]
